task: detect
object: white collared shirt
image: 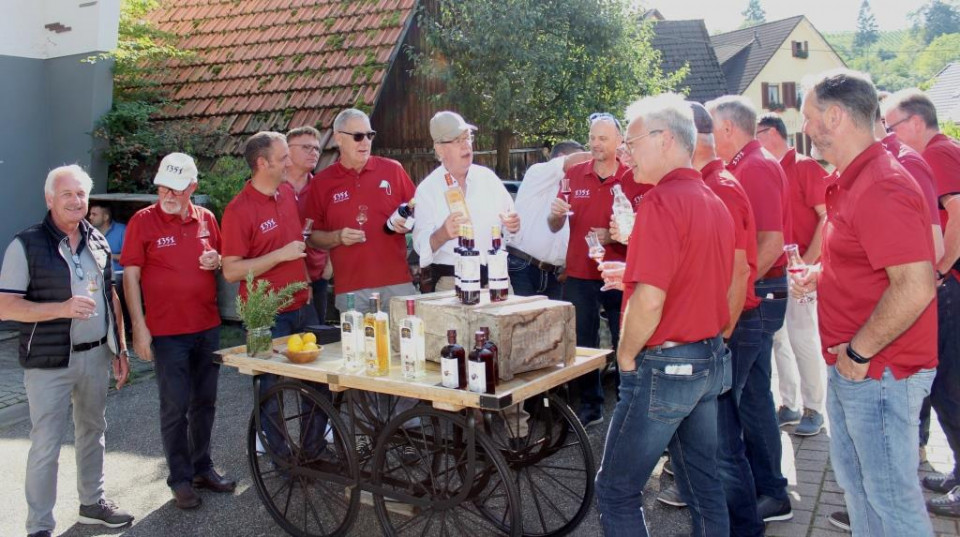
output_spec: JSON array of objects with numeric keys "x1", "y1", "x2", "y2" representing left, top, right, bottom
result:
[
  {"x1": 413, "y1": 163, "x2": 515, "y2": 267},
  {"x1": 510, "y1": 157, "x2": 568, "y2": 266}
]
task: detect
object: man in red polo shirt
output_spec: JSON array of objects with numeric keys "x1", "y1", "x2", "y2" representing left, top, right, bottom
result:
[
  {"x1": 305, "y1": 108, "x2": 417, "y2": 315},
  {"x1": 221, "y1": 132, "x2": 329, "y2": 465},
  {"x1": 884, "y1": 88, "x2": 960, "y2": 517},
  {"x1": 796, "y1": 69, "x2": 937, "y2": 534},
  {"x1": 121, "y1": 152, "x2": 233, "y2": 509},
  {"x1": 548, "y1": 113, "x2": 644, "y2": 428},
  {"x1": 756, "y1": 113, "x2": 829, "y2": 437},
  {"x1": 594, "y1": 92, "x2": 734, "y2": 537},
  {"x1": 706, "y1": 95, "x2": 792, "y2": 521}
]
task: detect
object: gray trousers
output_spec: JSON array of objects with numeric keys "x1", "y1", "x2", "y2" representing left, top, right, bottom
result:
[{"x1": 23, "y1": 346, "x2": 111, "y2": 533}]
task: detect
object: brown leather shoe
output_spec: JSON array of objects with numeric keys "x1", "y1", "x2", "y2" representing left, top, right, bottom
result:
[
  {"x1": 192, "y1": 469, "x2": 236, "y2": 493},
  {"x1": 172, "y1": 483, "x2": 201, "y2": 510}
]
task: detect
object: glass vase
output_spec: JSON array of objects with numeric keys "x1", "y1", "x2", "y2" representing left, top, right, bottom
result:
[{"x1": 246, "y1": 326, "x2": 273, "y2": 358}]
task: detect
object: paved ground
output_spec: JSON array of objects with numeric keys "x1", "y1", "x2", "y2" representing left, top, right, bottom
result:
[{"x1": 0, "y1": 329, "x2": 957, "y2": 537}]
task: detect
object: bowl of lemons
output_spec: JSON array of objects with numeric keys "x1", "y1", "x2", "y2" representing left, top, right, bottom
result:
[{"x1": 283, "y1": 333, "x2": 322, "y2": 364}]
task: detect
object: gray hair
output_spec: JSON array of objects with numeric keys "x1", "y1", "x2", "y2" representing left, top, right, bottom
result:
[
  {"x1": 243, "y1": 131, "x2": 286, "y2": 172},
  {"x1": 705, "y1": 95, "x2": 757, "y2": 137},
  {"x1": 625, "y1": 93, "x2": 697, "y2": 156},
  {"x1": 333, "y1": 108, "x2": 370, "y2": 132},
  {"x1": 802, "y1": 69, "x2": 878, "y2": 130},
  {"x1": 883, "y1": 88, "x2": 939, "y2": 129},
  {"x1": 286, "y1": 125, "x2": 321, "y2": 141},
  {"x1": 44, "y1": 165, "x2": 93, "y2": 197}
]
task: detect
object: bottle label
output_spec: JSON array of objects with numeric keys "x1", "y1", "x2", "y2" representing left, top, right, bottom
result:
[
  {"x1": 364, "y1": 326, "x2": 377, "y2": 372},
  {"x1": 488, "y1": 252, "x2": 508, "y2": 290},
  {"x1": 468, "y1": 359, "x2": 486, "y2": 393},
  {"x1": 402, "y1": 215, "x2": 415, "y2": 230},
  {"x1": 400, "y1": 328, "x2": 414, "y2": 376},
  {"x1": 441, "y1": 357, "x2": 459, "y2": 388},
  {"x1": 461, "y1": 257, "x2": 481, "y2": 291}
]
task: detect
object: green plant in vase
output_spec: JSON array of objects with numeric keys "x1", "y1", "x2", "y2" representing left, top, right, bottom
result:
[{"x1": 236, "y1": 272, "x2": 308, "y2": 357}]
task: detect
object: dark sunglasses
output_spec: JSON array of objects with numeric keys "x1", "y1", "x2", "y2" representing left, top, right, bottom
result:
[{"x1": 338, "y1": 130, "x2": 377, "y2": 142}]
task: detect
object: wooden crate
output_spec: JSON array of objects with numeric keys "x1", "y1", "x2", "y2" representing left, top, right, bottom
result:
[{"x1": 389, "y1": 292, "x2": 575, "y2": 381}]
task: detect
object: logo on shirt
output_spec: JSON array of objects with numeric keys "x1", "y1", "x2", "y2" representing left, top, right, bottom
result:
[
  {"x1": 632, "y1": 195, "x2": 644, "y2": 207},
  {"x1": 332, "y1": 191, "x2": 350, "y2": 203},
  {"x1": 259, "y1": 219, "x2": 278, "y2": 233},
  {"x1": 574, "y1": 189, "x2": 591, "y2": 199},
  {"x1": 156, "y1": 236, "x2": 176, "y2": 249}
]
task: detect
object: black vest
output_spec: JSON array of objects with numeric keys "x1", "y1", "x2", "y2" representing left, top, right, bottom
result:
[{"x1": 15, "y1": 212, "x2": 115, "y2": 369}]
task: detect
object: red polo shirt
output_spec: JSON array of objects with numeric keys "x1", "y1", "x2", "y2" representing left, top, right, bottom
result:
[
  {"x1": 922, "y1": 133, "x2": 960, "y2": 229},
  {"x1": 727, "y1": 140, "x2": 792, "y2": 270},
  {"x1": 222, "y1": 181, "x2": 309, "y2": 312},
  {"x1": 292, "y1": 174, "x2": 328, "y2": 282},
  {"x1": 882, "y1": 133, "x2": 940, "y2": 226},
  {"x1": 561, "y1": 159, "x2": 634, "y2": 280},
  {"x1": 623, "y1": 168, "x2": 735, "y2": 346},
  {"x1": 779, "y1": 149, "x2": 827, "y2": 256},
  {"x1": 306, "y1": 156, "x2": 415, "y2": 294},
  {"x1": 702, "y1": 159, "x2": 760, "y2": 311},
  {"x1": 819, "y1": 143, "x2": 937, "y2": 380},
  {"x1": 120, "y1": 204, "x2": 222, "y2": 337}
]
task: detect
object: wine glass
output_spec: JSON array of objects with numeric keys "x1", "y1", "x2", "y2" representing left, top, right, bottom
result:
[
  {"x1": 196, "y1": 219, "x2": 213, "y2": 253},
  {"x1": 784, "y1": 243, "x2": 814, "y2": 303},
  {"x1": 560, "y1": 178, "x2": 574, "y2": 216},
  {"x1": 585, "y1": 231, "x2": 605, "y2": 267},
  {"x1": 85, "y1": 272, "x2": 101, "y2": 317},
  {"x1": 498, "y1": 211, "x2": 515, "y2": 244},
  {"x1": 301, "y1": 218, "x2": 314, "y2": 241},
  {"x1": 356, "y1": 205, "x2": 368, "y2": 229}
]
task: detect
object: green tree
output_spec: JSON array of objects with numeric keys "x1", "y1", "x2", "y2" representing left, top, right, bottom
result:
[
  {"x1": 741, "y1": 0, "x2": 766, "y2": 27},
  {"x1": 912, "y1": 0, "x2": 960, "y2": 44},
  {"x1": 854, "y1": 0, "x2": 880, "y2": 50},
  {"x1": 916, "y1": 33, "x2": 960, "y2": 82},
  {"x1": 414, "y1": 0, "x2": 684, "y2": 177}
]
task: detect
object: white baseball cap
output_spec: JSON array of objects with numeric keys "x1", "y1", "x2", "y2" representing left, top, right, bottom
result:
[{"x1": 154, "y1": 152, "x2": 198, "y2": 191}]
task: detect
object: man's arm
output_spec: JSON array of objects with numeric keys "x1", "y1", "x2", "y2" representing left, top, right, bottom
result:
[
  {"x1": 0, "y1": 294, "x2": 94, "y2": 322},
  {"x1": 723, "y1": 249, "x2": 750, "y2": 337},
  {"x1": 222, "y1": 241, "x2": 306, "y2": 283},
  {"x1": 122, "y1": 266, "x2": 153, "y2": 362},
  {"x1": 801, "y1": 206, "x2": 827, "y2": 265},
  {"x1": 308, "y1": 228, "x2": 364, "y2": 250},
  {"x1": 756, "y1": 231, "x2": 785, "y2": 278},
  {"x1": 936, "y1": 195, "x2": 960, "y2": 275},
  {"x1": 616, "y1": 283, "x2": 666, "y2": 371}
]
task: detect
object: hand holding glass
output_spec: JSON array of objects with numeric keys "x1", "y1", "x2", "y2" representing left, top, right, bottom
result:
[
  {"x1": 560, "y1": 178, "x2": 573, "y2": 216},
  {"x1": 784, "y1": 244, "x2": 814, "y2": 303},
  {"x1": 356, "y1": 205, "x2": 368, "y2": 229},
  {"x1": 85, "y1": 272, "x2": 100, "y2": 317},
  {"x1": 586, "y1": 231, "x2": 605, "y2": 267},
  {"x1": 196, "y1": 219, "x2": 213, "y2": 253}
]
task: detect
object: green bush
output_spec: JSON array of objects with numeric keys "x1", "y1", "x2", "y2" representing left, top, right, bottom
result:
[{"x1": 198, "y1": 156, "x2": 249, "y2": 221}]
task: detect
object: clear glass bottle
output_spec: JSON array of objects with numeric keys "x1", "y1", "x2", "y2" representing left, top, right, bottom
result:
[
  {"x1": 363, "y1": 293, "x2": 390, "y2": 376},
  {"x1": 340, "y1": 293, "x2": 365, "y2": 371},
  {"x1": 399, "y1": 299, "x2": 425, "y2": 379},
  {"x1": 611, "y1": 183, "x2": 635, "y2": 243}
]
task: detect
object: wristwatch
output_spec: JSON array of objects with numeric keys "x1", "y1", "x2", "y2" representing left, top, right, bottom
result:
[{"x1": 846, "y1": 344, "x2": 871, "y2": 365}]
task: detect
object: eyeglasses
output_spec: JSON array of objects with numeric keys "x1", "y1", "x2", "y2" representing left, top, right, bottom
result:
[
  {"x1": 589, "y1": 112, "x2": 623, "y2": 133},
  {"x1": 439, "y1": 133, "x2": 474, "y2": 145},
  {"x1": 158, "y1": 186, "x2": 186, "y2": 197},
  {"x1": 338, "y1": 130, "x2": 377, "y2": 142},
  {"x1": 70, "y1": 253, "x2": 84, "y2": 280},
  {"x1": 623, "y1": 130, "x2": 663, "y2": 151},
  {"x1": 290, "y1": 143, "x2": 321, "y2": 153},
  {"x1": 885, "y1": 115, "x2": 912, "y2": 133}
]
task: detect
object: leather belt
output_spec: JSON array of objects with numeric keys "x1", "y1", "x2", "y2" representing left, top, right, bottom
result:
[
  {"x1": 73, "y1": 335, "x2": 108, "y2": 353},
  {"x1": 642, "y1": 335, "x2": 721, "y2": 353},
  {"x1": 762, "y1": 266, "x2": 786, "y2": 279},
  {"x1": 505, "y1": 246, "x2": 561, "y2": 273}
]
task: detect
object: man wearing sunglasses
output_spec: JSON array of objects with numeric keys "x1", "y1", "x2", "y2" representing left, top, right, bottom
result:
[
  {"x1": 120, "y1": 152, "x2": 233, "y2": 510},
  {"x1": 0, "y1": 165, "x2": 133, "y2": 537},
  {"x1": 884, "y1": 88, "x2": 960, "y2": 518}
]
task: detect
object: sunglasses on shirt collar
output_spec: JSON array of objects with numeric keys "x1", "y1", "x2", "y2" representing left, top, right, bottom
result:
[{"x1": 338, "y1": 130, "x2": 377, "y2": 142}]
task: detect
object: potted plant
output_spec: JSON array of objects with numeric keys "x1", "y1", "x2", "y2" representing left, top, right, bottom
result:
[{"x1": 236, "y1": 272, "x2": 308, "y2": 357}]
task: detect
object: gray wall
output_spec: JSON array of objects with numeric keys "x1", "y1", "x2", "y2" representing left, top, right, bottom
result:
[{"x1": 0, "y1": 53, "x2": 113, "y2": 246}]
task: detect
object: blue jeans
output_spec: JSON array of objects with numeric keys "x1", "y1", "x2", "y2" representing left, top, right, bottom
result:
[
  {"x1": 311, "y1": 279, "x2": 329, "y2": 324},
  {"x1": 933, "y1": 276, "x2": 960, "y2": 478},
  {"x1": 258, "y1": 304, "x2": 330, "y2": 460},
  {"x1": 737, "y1": 277, "x2": 788, "y2": 501},
  {"x1": 563, "y1": 277, "x2": 622, "y2": 412},
  {"x1": 596, "y1": 336, "x2": 729, "y2": 537},
  {"x1": 507, "y1": 253, "x2": 563, "y2": 300},
  {"x1": 827, "y1": 366, "x2": 934, "y2": 537},
  {"x1": 152, "y1": 326, "x2": 221, "y2": 487}
]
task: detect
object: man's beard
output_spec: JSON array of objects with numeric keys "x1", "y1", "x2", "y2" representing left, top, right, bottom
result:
[{"x1": 160, "y1": 200, "x2": 182, "y2": 215}]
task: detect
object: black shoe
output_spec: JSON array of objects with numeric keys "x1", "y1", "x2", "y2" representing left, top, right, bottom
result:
[
  {"x1": 828, "y1": 510, "x2": 851, "y2": 531},
  {"x1": 927, "y1": 486, "x2": 960, "y2": 518},
  {"x1": 27, "y1": 532, "x2": 51, "y2": 537},
  {"x1": 78, "y1": 498, "x2": 135, "y2": 528},
  {"x1": 193, "y1": 469, "x2": 237, "y2": 493},
  {"x1": 756, "y1": 495, "x2": 793, "y2": 522},
  {"x1": 171, "y1": 482, "x2": 202, "y2": 510},
  {"x1": 923, "y1": 472, "x2": 959, "y2": 493},
  {"x1": 656, "y1": 484, "x2": 687, "y2": 507},
  {"x1": 400, "y1": 444, "x2": 420, "y2": 465}
]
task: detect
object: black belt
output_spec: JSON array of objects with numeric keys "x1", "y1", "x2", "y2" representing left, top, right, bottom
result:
[
  {"x1": 430, "y1": 264, "x2": 489, "y2": 287},
  {"x1": 73, "y1": 335, "x2": 108, "y2": 353},
  {"x1": 505, "y1": 246, "x2": 562, "y2": 273}
]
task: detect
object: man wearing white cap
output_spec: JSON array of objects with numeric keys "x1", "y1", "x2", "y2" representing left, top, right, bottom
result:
[
  {"x1": 121, "y1": 153, "x2": 234, "y2": 510},
  {"x1": 412, "y1": 111, "x2": 520, "y2": 291}
]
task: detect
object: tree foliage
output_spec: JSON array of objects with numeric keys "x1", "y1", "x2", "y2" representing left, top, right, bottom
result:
[
  {"x1": 912, "y1": 0, "x2": 960, "y2": 44},
  {"x1": 741, "y1": 0, "x2": 766, "y2": 28},
  {"x1": 854, "y1": 0, "x2": 880, "y2": 50},
  {"x1": 413, "y1": 0, "x2": 685, "y2": 177},
  {"x1": 826, "y1": 28, "x2": 960, "y2": 91}
]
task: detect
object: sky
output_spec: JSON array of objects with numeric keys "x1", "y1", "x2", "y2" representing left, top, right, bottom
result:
[{"x1": 650, "y1": 0, "x2": 931, "y2": 34}]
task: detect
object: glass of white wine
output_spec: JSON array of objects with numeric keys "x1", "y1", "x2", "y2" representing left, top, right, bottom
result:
[{"x1": 85, "y1": 272, "x2": 101, "y2": 317}]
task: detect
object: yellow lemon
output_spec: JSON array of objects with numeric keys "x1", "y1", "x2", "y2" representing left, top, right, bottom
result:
[
  {"x1": 302, "y1": 332, "x2": 317, "y2": 345},
  {"x1": 303, "y1": 342, "x2": 319, "y2": 352},
  {"x1": 287, "y1": 334, "x2": 304, "y2": 352}
]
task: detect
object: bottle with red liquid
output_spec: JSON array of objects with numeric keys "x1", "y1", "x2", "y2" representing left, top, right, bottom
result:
[
  {"x1": 468, "y1": 331, "x2": 496, "y2": 394},
  {"x1": 440, "y1": 329, "x2": 467, "y2": 389},
  {"x1": 460, "y1": 225, "x2": 481, "y2": 305},
  {"x1": 480, "y1": 326, "x2": 499, "y2": 385},
  {"x1": 454, "y1": 225, "x2": 465, "y2": 301},
  {"x1": 488, "y1": 226, "x2": 509, "y2": 302}
]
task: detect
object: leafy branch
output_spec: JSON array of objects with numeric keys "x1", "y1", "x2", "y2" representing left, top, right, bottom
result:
[{"x1": 236, "y1": 272, "x2": 308, "y2": 330}]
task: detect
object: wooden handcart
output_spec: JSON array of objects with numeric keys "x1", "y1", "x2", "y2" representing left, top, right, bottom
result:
[{"x1": 216, "y1": 339, "x2": 609, "y2": 537}]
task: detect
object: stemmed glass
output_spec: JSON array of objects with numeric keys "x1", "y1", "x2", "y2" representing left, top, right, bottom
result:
[
  {"x1": 301, "y1": 218, "x2": 314, "y2": 241},
  {"x1": 196, "y1": 219, "x2": 213, "y2": 253},
  {"x1": 85, "y1": 272, "x2": 101, "y2": 317},
  {"x1": 560, "y1": 178, "x2": 574, "y2": 216},
  {"x1": 499, "y1": 211, "x2": 515, "y2": 244},
  {"x1": 585, "y1": 231, "x2": 605, "y2": 266},
  {"x1": 784, "y1": 243, "x2": 814, "y2": 303},
  {"x1": 356, "y1": 205, "x2": 368, "y2": 230}
]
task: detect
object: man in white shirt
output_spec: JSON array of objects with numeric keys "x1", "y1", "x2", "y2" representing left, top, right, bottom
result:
[
  {"x1": 413, "y1": 111, "x2": 520, "y2": 292},
  {"x1": 509, "y1": 141, "x2": 590, "y2": 299}
]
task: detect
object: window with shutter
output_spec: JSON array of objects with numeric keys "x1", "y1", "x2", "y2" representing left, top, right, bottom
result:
[
  {"x1": 761, "y1": 82, "x2": 770, "y2": 108},
  {"x1": 783, "y1": 82, "x2": 797, "y2": 108}
]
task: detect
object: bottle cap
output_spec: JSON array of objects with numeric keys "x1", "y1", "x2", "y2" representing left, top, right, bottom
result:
[{"x1": 447, "y1": 329, "x2": 457, "y2": 342}]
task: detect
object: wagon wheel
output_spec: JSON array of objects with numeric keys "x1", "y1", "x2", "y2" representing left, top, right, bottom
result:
[
  {"x1": 370, "y1": 407, "x2": 522, "y2": 536},
  {"x1": 247, "y1": 379, "x2": 360, "y2": 537},
  {"x1": 479, "y1": 392, "x2": 596, "y2": 537}
]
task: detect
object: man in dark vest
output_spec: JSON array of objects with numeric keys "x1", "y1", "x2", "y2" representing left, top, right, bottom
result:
[{"x1": 0, "y1": 165, "x2": 134, "y2": 537}]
